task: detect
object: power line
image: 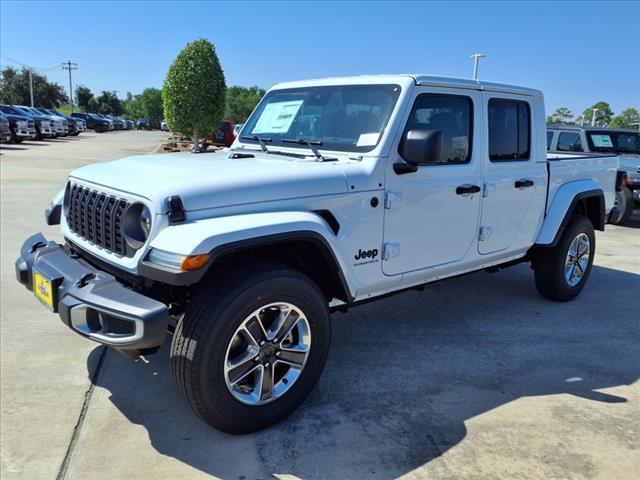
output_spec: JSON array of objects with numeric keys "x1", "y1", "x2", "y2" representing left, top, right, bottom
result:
[{"x1": 0, "y1": 53, "x2": 61, "y2": 72}]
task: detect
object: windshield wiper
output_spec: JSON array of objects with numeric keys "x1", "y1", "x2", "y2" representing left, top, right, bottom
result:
[
  {"x1": 282, "y1": 138, "x2": 336, "y2": 161},
  {"x1": 240, "y1": 135, "x2": 272, "y2": 152}
]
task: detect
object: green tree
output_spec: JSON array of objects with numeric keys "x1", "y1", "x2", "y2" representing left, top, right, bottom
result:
[
  {"x1": 546, "y1": 107, "x2": 573, "y2": 125},
  {"x1": 122, "y1": 92, "x2": 144, "y2": 120},
  {"x1": 0, "y1": 66, "x2": 68, "y2": 107},
  {"x1": 95, "y1": 91, "x2": 123, "y2": 115},
  {"x1": 76, "y1": 85, "x2": 94, "y2": 111},
  {"x1": 139, "y1": 88, "x2": 164, "y2": 127},
  {"x1": 162, "y1": 38, "x2": 226, "y2": 151},
  {"x1": 609, "y1": 108, "x2": 640, "y2": 129},
  {"x1": 581, "y1": 101, "x2": 614, "y2": 126},
  {"x1": 224, "y1": 86, "x2": 266, "y2": 123}
]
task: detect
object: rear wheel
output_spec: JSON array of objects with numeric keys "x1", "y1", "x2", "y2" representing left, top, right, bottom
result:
[
  {"x1": 171, "y1": 263, "x2": 331, "y2": 433},
  {"x1": 533, "y1": 214, "x2": 595, "y2": 301}
]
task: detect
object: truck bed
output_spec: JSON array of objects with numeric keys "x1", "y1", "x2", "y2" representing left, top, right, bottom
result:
[{"x1": 546, "y1": 153, "x2": 619, "y2": 215}]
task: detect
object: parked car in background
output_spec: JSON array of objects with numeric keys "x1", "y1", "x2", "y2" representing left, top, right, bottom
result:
[
  {"x1": 11, "y1": 105, "x2": 58, "y2": 139},
  {"x1": 160, "y1": 120, "x2": 169, "y2": 131},
  {"x1": 548, "y1": 125, "x2": 640, "y2": 224},
  {"x1": 0, "y1": 114, "x2": 12, "y2": 143},
  {"x1": 37, "y1": 108, "x2": 78, "y2": 136},
  {"x1": 71, "y1": 112, "x2": 110, "y2": 133},
  {"x1": 204, "y1": 120, "x2": 235, "y2": 147},
  {"x1": 0, "y1": 105, "x2": 36, "y2": 142},
  {"x1": 27, "y1": 106, "x2": 68, "y2": 136},
  {"x1": 107, "y1": 115, "x2": 125, "y2": 130},
  {"x1": 137, "y1": 118, "x2": 151, "y2": 130},
  {"x1": 42, "y1": 108, "x2": 84, "y2": 136},
  {"x1": 94, "y1": 114, "x2": 114, "y2": 130},
  {"x1": 74, "y1": 117, "x2": 87, "y2": 133},
  {"x1": 126, "y1": 120, "x2": 135, "y2": 129}
]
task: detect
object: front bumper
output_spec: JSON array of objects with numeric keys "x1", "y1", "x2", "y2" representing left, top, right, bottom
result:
[
  {"x1": 14, "y1": 127, "x2": 32, "y2": 137},
  {"x1": 15, "y1": 233, "x2": 170, "y2": 352}
]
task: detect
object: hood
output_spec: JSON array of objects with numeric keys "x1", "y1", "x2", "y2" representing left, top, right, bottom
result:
[
  {"x1": 70, "y1": 151, "x2": 352, "y2": 211},
  {"x1": 2, "y1": 113, "x2": 30, "y2": 122}
]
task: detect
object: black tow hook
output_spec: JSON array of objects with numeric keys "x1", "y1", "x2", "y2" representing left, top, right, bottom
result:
[
  {"x1": 76, "y1": 273, "x2": 95, "y2": 288},
  {"x1": 29, "y1": 241, "x2": 47, "y2": 253}
]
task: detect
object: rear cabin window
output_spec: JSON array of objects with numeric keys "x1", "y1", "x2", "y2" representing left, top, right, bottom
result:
[
  {"x1": 488, "y1": 99, "x2": 530, "y2": 161},
  {"x1": 557, "y1": 132, "x2": 583, "y2": 152},
  {"x1": 546, "y1": 130, "x2": 554, "y2": 150},
  {"x1": 400, "y1": 94, "x2": 473, "y2": 164}
]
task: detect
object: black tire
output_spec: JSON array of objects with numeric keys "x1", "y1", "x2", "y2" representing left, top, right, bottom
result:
[
  {"x1": 11, "y1": 132, "x2": 23, "y2": 144},
  {"x1": 171, "y1": 263, "x2": 331, "y2": 434},
  {"x1": 611, "y1": 187, "x2": 634, "y2": 225},
  {"x1": 533, "y1": 214, "x2": 595, "y2": 302}
]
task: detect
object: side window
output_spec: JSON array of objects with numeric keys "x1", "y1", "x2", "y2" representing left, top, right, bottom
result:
[
  {"x1": 400, "y1": 94, "x2": 473, "y2": 165},
  {"x1": 547, "y1": 130, "x2": 554, "y2": 150},
  {"x1": 557, "y1": 132, "x2": 583, "y2": 152},
  {"x1": 488, "y1": 98, "x2": 530, "y2": 161}
]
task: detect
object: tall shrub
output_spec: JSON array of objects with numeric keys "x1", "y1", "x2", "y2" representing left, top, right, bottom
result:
[{"x1": 162, "y1": 39, "x2": 226, "y2": 151}]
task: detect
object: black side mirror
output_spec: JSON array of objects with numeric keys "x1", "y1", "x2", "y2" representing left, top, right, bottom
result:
[{"x1": 401, "y1": 129, "x2": 443, "y2": 166}]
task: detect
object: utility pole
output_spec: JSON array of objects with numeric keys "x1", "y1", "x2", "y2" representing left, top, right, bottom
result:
[
  {"x1": 470, "y1": 53, "x2": 486, "y2": 80},
  {"x1": 62, "y1": 60, "x2": 78, "y2": 112},
  {"x1": 28, "y1": 69, "x2": 34, "y2": 106},
  {"x1": 591, "y1": 108, "x2": 600, "y2": 127}
]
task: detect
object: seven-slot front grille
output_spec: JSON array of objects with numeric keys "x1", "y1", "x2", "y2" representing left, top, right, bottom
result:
[{"x1": 67, "y1": 184, "x2": 129, "y2": 255}]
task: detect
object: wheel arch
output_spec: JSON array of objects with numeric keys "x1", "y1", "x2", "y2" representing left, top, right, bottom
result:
[
  {"x1": 145, "y1": 211, "x2": 356, "y2": 302},
  {"x1": 535, "y1": 184, "x2": 604, "y2": 248},
  {"x1": 204, "y1": 232, "x2": 353, "y2": 303}
]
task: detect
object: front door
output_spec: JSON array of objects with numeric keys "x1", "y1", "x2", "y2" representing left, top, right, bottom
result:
[{"x1": 383, "y1": 87, "x2": 483, "y2": 276}]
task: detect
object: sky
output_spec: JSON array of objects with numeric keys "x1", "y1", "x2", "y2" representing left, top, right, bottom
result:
[{"x1": 1, "y1": 0, "x2": 639, "y2": 118}]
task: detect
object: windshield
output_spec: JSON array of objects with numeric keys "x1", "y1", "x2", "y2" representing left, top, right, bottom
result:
[
  {"x1": 240, "y1": 84, "x2": 401, "y2": 153},
  {"x1": 89, "y1": 114, "x2": 103, "y2": 120},
  {"x1": 586, "y1": 130, "x2": 640, "y2": 154}
]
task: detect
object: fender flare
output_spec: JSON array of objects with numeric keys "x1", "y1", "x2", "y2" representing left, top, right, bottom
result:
[
  {"x1": 535, "y1": 181, "x2": 604, "y2": 247},
  {"x1": 141, "y1": 211, "x2": 356, "y2": 299}
]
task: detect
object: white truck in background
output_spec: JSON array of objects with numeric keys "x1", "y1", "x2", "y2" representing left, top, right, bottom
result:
[
  {"x1": 16, "y1": 74, "x2": 620, "y2": 433},
  {"x1": 547, "y1": 125, "x2": 640, "y2": 224}
]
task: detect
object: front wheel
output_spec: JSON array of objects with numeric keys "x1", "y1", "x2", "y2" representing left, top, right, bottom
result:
[
  {"x1": 171, "y1": 264, "x2": 331, "y2": 433},
  {"x1": 533, "y1": 214, "x2": 595, "y2": 301}
]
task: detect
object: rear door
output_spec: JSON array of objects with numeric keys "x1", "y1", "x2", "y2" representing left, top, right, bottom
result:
[{"x1": 478, "y1": 94, "x2": 547, "y2": 254}]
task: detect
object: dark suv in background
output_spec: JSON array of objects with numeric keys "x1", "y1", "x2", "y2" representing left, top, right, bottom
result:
[
  {"x1": 71, "y1": 112, "x2": 111, "y2": 133},
  {"x1": 0, "y1": 105, "x2": 37, "y2": 142}
]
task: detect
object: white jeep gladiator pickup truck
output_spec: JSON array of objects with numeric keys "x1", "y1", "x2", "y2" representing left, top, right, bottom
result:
[{"x1": 16, "y1": 75, "x2": 621, "y2": 433}]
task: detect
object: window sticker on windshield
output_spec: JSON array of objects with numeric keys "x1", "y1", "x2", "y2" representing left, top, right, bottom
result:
[
  {"x1": 356, "y1": 132, "x2": 380, "y2": 147},
  {"x1": 251, "y1": 100, "x2": 303, "y2": 134},
  {"x1": 591, "y1": 134, "x2": 613, "y2": 148}
]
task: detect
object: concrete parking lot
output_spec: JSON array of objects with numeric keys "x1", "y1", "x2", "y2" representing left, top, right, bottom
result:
[{"x1": 1, "y1": 131, "x2": 639, "y2": 480}]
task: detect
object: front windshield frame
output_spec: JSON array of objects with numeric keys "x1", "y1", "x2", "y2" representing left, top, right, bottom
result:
[
  {"x1": 586, "y1": 130, "x2": 640, "y2": 154},
  {"x1": 239, "y1": 84, "x2": 402, "y2": 154}
]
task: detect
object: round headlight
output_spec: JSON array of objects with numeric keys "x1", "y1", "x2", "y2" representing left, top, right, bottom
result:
[
  {"x1": 140, "y1": 206, "x2": 152, "y2": 237},
  {"x1": 122, "y1": 203, "x2": 152, "y2": 250}
]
